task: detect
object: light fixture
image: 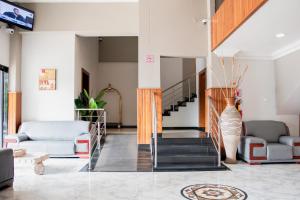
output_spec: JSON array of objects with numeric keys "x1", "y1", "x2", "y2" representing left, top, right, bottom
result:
[{"x1": 276, "y1": 33, "x2": 285, "y2": 38}]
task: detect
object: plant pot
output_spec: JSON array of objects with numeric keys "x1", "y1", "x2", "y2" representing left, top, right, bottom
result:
[{"x1": 220, "y1": 97, "x2": 242, "y2": 164}]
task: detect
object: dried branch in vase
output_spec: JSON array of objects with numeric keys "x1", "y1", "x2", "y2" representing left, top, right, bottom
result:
[{"x1": 208, "y1": 57, "x2": 248, "y2": 100}]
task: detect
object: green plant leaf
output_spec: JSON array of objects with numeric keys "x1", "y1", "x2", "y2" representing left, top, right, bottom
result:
[
  {"x1": 89, "y1": 98, "x2": 98, "y2": 109},
  {"x1": 95, "y1": 90, "x2": 105, "y2": 101},
  {"x1": 74, "y1": 98, "x2": 84, "y2": 109},
  {"x1": 83, "y1": 89, "x2": 90, "y2": 100},
  {"x1": 96, "y1": 100, "x2": 107, "y2": 108}
]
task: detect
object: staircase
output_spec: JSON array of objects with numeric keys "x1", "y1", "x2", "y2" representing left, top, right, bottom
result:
[
  {"x1": 153, "y1": 136, "x2": 222, "y2": 170},
  {"x1": 162, "y1": 93, "x2": 197, "y2": 116},
  {"x1": 162, "y1": 73, "x2": 199, "y2": 127},
  {"x1": 150, "y1": 76, "x2": 225, "y2": 171}
]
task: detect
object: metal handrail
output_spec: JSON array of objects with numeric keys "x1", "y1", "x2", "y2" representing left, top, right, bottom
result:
[
  {"x1": 162, "y1": 73, "x2": 197, "y2": 113},
  {"x1": 208, "y1": 97, "x2": 221, "y2": 167},
  {"x1": 162, "y1": 73, "x2": 197, "y2": 93},
  {"x1": 75, "y1": 108, "x2": 106, "y2": 170},
  {"x1": 151, "y1": 93, "x2": 158, "y2": 168}
]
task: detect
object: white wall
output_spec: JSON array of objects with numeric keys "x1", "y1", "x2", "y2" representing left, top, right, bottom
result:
[
  {"x1": 139, "y1": 0, "x2": 208, "y2": 87},
  {"x1": 9, "y1": 31, "x2": 22, "y2": 92},
  {"x1": 274, "y1": 49, "x2": 300, "y2": 115},
  {"x1": 75, "y1": 36, "x2": 99, "y2": 97},
  {"x1": 98, "y1": 62, "x2": 138, "y2": 126},
  {"x1": 160, "y1": 57, "x2": 183, "y2": 90},
  {"x1": 21, "y1": 32, "x2": 76, "y2": 121},
  {"x1": 23, "y1": 3, "x2": 139, "y2": 36},
  {"x1": 238, "y1": 59, "x2": 299, "y2": 135},
  {"x1": 0, "y1": 25, "x2": 10, "y2": 67}
]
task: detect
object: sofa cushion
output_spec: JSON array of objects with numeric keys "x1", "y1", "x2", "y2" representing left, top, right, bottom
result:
[
  {"x1": 244, "y1": 121, "x2": 289, "y2": 143},
  {"x1": 267, "y1": 144, "x2": 293, "y2": 160},
  {"x1": 19, "y1": 121, "x2": 89, "y2": 141},
  {"x1": 17, "y1": 140, "x2": 75, "y2": 156}
]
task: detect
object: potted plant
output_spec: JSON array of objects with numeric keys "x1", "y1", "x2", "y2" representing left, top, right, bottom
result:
[{"x1": 74, "y1": 89, "x2": 106, "y2": 122}]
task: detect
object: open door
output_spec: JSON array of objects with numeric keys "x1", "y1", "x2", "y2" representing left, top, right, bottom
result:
[
  {"x1": 81, "y1": 68, "x2": 90, "y2": 93},
  {"x1": 198, "y1": 69, "x2": 206, "y2": 129}
]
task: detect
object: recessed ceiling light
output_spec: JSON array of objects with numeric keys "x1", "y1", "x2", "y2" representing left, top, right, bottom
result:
[{"x1": 276, "y1": 33, "x2": 285, "y2": 38}]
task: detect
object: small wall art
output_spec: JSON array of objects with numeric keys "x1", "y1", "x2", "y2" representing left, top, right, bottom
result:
[{"x1": 39, "y1": 68, "x2": 56, "y2": 90}]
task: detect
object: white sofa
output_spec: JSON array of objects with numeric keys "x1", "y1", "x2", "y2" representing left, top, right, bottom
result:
[{"x1": 5, "y1": 121, "x2": 90, "y2": 158}]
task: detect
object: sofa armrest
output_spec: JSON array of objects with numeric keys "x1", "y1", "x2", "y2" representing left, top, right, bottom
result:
[
  {"x1": 280, "y1": 136, "x2": 300, "y2": 158},
  {"x1": 75, "y1": 133, "x2": 90, "y2": 156},
  {"x1": 4, "y1": 133, "x2": 29, "y2": 144},
  {"x1": 279, "y1": 136, "x2": 300, "y2": 146},
  {"x1": 238, "y1": 136, "x2": 267, "y2": 163},
  {"x1": 0, "y1": 149, "x2": 14, "y2": 187}
]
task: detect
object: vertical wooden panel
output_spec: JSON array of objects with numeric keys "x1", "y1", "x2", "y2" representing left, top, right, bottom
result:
[
  {"x1": 212, "y1": 0, "x2": 267, "y2": 50},
  {"x1": 137, "y1": 88, "x2": 162, "y2": 144},
  {"x1": 8, "y1": 92, "x2": 22, "y2": 134}
]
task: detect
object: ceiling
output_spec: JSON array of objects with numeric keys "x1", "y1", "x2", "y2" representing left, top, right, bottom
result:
[
  {"x1": 214, "y1": 0, "x2": 300, "y2": 60},
  {"x1": 13, "y1": 0, "x2": 138, "y2": 2}
]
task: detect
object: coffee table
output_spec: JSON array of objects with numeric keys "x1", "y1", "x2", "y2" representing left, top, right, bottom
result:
[{"x1": 14, "y1": 152, "x2": 49, "y2": 175}]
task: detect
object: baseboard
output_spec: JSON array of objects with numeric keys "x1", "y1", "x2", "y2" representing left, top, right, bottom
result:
[
  {"x1": 163, "y1": 127, "x2": 205, "y2": 131},
  {"x1": 0, "y1": 178, "x2": 13, "y2": 190},
  {"x1": 107, "y1": 124, "x2": 137, "y2": 129},
  {"x1": 138, "y1": 144, "x2": 150, "y2": 150}
]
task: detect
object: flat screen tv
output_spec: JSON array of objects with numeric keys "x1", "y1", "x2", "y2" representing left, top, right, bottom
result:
[{"x1": 0, "y1": 0, "x2": 34, "y2": 31}]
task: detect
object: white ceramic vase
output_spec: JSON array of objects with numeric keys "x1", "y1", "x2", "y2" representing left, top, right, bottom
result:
[{"x1": 220, "y1": 98, "x2": 242, "y2": 164}]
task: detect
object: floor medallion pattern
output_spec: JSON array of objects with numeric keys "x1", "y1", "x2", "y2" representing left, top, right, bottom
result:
[{"x1": 181, "y1": 184, "x2": 247, "y2": 200}]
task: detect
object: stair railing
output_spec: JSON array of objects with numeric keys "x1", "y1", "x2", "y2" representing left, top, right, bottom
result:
[
  {"x1": 151, "y1": 93, "x2": 158, "y2": 168},
  {"x1": 75, "y1": 108, "x2": 106, "y2": 170},
  {"x1": 208, "y1": 97, "x2": 221, "y2": 167},
  {"x1": 162, "y1": 73, "x2": 197, "y2": 112}
]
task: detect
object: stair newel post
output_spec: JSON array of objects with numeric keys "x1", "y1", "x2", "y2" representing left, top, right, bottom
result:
[
  {"x1": 188, "y1": 79, "x2": 191, "y2": 101},
  {"x1": 152, "y1": 93, "x2": 158, "y2": 168},
  {"x1": 217, "y1": 119, "x2": 221, "y2": 167},
  {"x1": 97, "y1": 120, "x2": 100, "y2": 150},
  {"x1": 172, "y1": 88, "x2": 175, "y2": 111},
  {"x1": 207, "y1": 98, "x2": 211, "y2": 139}
]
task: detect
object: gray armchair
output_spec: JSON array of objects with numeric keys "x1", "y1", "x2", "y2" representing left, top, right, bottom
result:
[
  {"x1": 0, "y1": 149, "x2": 14, "y2": 189},
  {"x1": 238, "y1": 120, "x2": 300, "y2": 164}
]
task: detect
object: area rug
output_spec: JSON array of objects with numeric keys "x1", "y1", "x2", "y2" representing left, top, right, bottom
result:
[{"x1": 181, "y1": 184, "x2": 247, "y2": 200}]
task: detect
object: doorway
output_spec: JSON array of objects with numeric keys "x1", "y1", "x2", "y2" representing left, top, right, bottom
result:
[
  {"x1": 198, "y1": 69, "x2": 206, "y2": 129},
  {"x1": 0, "y1": 65, "x2": 8, "y2": 147},
  {"x1": 81, "y1": 68, "x2": 90, "y2": 93}
]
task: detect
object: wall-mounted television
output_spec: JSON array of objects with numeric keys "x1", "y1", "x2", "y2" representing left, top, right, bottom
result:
[{"x1": 0, "y1": 0, "x2": 34, "y2": 31}]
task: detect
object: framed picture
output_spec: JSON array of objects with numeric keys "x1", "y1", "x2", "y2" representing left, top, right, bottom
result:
[{"x1": 39, "y1": 68, "x2": 56, "y2": 90}]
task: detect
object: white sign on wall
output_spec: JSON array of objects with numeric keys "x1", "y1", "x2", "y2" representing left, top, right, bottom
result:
[{"x1": 145, "y1": 54, "x2": 155, "y2": 64}]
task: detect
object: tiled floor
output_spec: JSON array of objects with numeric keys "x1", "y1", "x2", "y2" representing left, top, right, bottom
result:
[
  {"x1": 1, "y1": 159, "x2": 300, "y2": 200},
  {"x1": 93, "y1": 134, "x2": 138, "y2": 172},
  {"x1": 1, "y1": 130, "x2": 300, "y2": 199}
]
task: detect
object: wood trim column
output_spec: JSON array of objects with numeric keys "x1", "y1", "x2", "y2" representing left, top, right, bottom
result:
[
  {"x1": 8, "y1": 92, "x2": 22, "y2": 134},
  {"x1": 137, "y1": 88, "x2": 162, "y2": 144}
]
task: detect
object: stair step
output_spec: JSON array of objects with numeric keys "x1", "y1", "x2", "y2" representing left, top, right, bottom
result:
[
  {"x1": 177, "y1": 101, "x2": 187, "y2": 107},
  {"x1": 157, "y1": 138, "x2": 213, "y2": 145},
  {"x1": 157, "y1": 153, "x2": 218, "y2": 164},
  {"x1": 169, "y1": 105, "x2": 179, "y2": 111},
  {"x1": 154, "y1": 163, "x2": 225, "y2": 171},
  {"x1": 157, "y1": 144, "x2": 216, "y2": 154}
]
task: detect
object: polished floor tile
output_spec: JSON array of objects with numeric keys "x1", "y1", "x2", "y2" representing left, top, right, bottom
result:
[
  {"x1": 94, "y1": 134, "x2": 138, "y2": 172},
  {"x1": 1, "y1": 158, "x2": 300, "y2": 200}
]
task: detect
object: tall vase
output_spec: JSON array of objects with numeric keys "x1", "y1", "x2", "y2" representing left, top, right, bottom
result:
[{"x1": 220, "y1": 97, "x2": 242, "y2": 164}]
